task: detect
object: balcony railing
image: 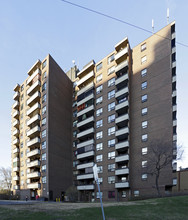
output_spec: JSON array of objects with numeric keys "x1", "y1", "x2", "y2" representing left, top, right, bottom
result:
[
  {"x1": 77, "y1": 105, "x2": 94, "y2": 117},
  {"x1": 12, "y1": 119, "x2": 19, "y2": 128},
  {"x1": 77, "y1": 82, "x2": 94, "y2": 96},
  {"x1": 77, "y1": 93, "x2": 94, "y2": 107},
  {"x1": 27, "y1": 137, "x2": 40, "y2": 147},
  {"x1": 27, "y1": 149, "x2": 40, "y2": 158},
  {"x1": 12, "y1": 138, "x2": 19, "y2": 145},
  {"x1": 27, "y1": 182, "x2": 41, "y2": 189},
  {"x1": 13, "y1": 91, "x2": 19, "y2": 100},
  {"x1": 12, "y1": 110, "x2": 19, "y2": 119},
  {"x1": 13, "y1": 101, "x2": 19, "y2": 109},
  {"x1": 77, "y1": 184, "x2": 95, "y2": 190},
  {"x1": 13, "y1": 148, "x2": 19, "y2": 154},
  {"x1": 115, "y1": 47, "x2": 128, "y2": 61},
  {"x1": 115, "y1": 87, "x2": 129, "y2": 99},
  {"x1": 115, "y1": 73, "x2": 128, "y2": 86},
  {"x1": 115, "y1": 100, "x2": 129, "y2": 112},
  {"x1": 27, "y1": 125, "x2": 40, "y2": 137},
  {"x1": 27, "y1": 114, "x2": 40, "y2": 126},
  {"x1": 115, "y1": 114, "x2": 129, "y2": 125},
  {"x1": 77, "y1": 71, "x2": 95, "y2": 87},
  {"x1": 115, "y1": 140, "x2": 129, "y2": 150},
  {"x1": 115, "y1": 127, "x2": 129, "y2": 137},
  {"x1": 77, "y1": 162, "x2": 94, "y2": 170},
  {"x1": 77, "y1": 173, "x2": 94, "y2": 180},
  {"x1": 115, "y1": 168, "x2": 129, "y2": 175},
  {"x1": 115, "y1": 154, "x2": 129, "y2": 163},
  {"x1": 77, "y1": 127, "x2": 94, "y2": 139},
  {"x1": 77, "y1": 150, "x2": 95, "y2": 160},
  {"x1": 27, "y1": 172, "x2": 41, "y2": 179},
  {"x1": 13, "y1": 167, "x2": 19, "y2": 172},
  {"x1": 13, "y1": 176, "x2": 19, "y2": 181},
  {"x1": 77, "y1": 60, "x2": 95, "y2": 77},
  {"x1": 77, "y1": 139, "x2": 94, "y2": 149},
  {"x1": 115, "y1": 60, "x2": 128, "y2": 73},
  {"x1": 26, "y1": 102, "x2": 40, "y2": 116},
  {"x1": 115, "y1": 181, "x2": 129, "y2": 188},
  {"x1": 27, "y1": 91, "x2": 41, "y2": 106},
  {"x1": 12, "y1": 129, "x2": 19, "y2": 137},
  {"x1": 27, "y1": 68, "x2": 41, "y2": 85},
  {"x1": 77, "y1": 116, "x2": 94, "y2": 128},
  {"x1": 27, "y1": 160, "x2": 40, "y2": 168},
  {"x1": 27, "y1": 80, "x2": 41, "y2": 96}
]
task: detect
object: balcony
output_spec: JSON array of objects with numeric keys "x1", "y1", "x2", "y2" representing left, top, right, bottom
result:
[
  {"x1": 27, "y1": 68, "x2": 41, "y2": 85},
  {"x1": 173, "y1": 120, "x2": 177, "y2": 127},
  {"x1": 13, "y1": 157, "x2": 19, "y2": 163},
  {"x1": 27, "y1": 114, "x2": 40, "y2": 126},
  {"x1": 77, "y1": 150, "x2": 95, "y2": 160},
  {"x1": 12, "y1": 129, "x2": 19, "y2": 137},
  {"x1": 77, "y1": 162, "x2": 94, "y2": 170},
  {"x1": 115, "y1": 114, "x2": 129, "y2": 127},
  {"x1": 77, "y1": 105, "x2": 94, "y2": 117},
  {"x1": 27, "y1": 182, "x2": 41, "y2": 189},
  {"x1": 12, "y1": 119, "x2": 19, "y2": 128},
  {"x1": 115, "y1": 127, "x2": 129, "y2": 138},
  {"x1": 116, "y1": 100, "x2": 129, "y2": 113},
  {"x1": 27, "y1": 137, "x2": 40, "y2": 148},
  {"x1": 115, "y1": 168, "x2": 129, "y2": 175},
  {"x1": 172, "y1": 47, "x2": 176, "y2": 54},
  {"x1": 115, "y1": 154, "x2": 129, "y2": 163},
  {"x1": 26, "y1": 102, "x2": 40, "y2": 116},
  {"x1": 13, "y1": 176, "x2": 19, "y2": 181},
  {"x1": 13, "y1": 185, "x2": 20, "y2": 190},
  {"x1": 173, "y1": 134, "x2": 177, "y2": 141},
  {"x1": 13, "y1": 101, "x2": 19, "y2": 109},
  {"x1": 172, "y1": 61, "x2": 176, "y2": 68},
  {"x1": 115, "y1": 47, "x2": 128, "y2": 61},
  {"x1": 77, "y1": 116, "x2": 94, "y2": 128},
  {"x1": 12, "y1": 138, "x2": 19, "y2": 146},
  {"x1": 27, "y1": 159, "x2": 40, "y2": 168},
  {"x1": 27, "y1": 125, "x2": 40, "y2": 137},
  {"x1": 172, "y1": 90, "x2": 177, "y2": 97},
  {"x1": 115, "y1": 74, "x2": 128, "y2": 87},
  {"x1": 77, "y1": 71, "x2": 95, "y2": 87},
  {"x1": 13, "y1": 167, "x2": 19, "y2": 172},
  {"x1": 115, "y1": 60, "x2": 128, "y2": 74},
  {"x1": 115, "y1": 140, "x2": 129, "y2": 150},
  {"x1": 77, "y1": 184, "x2": 95, "y2": 190},
  {"x1": 27, "y1": 172, "x2": 41, "y2": 179},
  {"x1": 172, "y1": 76, "x2": 176, "y2": 83},
  {"x1": 77, "y1": 139, "x2": 94, "y2": 149},
  {"x1": 27, "y1": 80, "x2": 41, "y2": 96},
  {"x1": 14, "y1": 84, "x2": 20, "y2": 92},
  {"x1": 27, "y1": 91, "x2": 41, "y2": 107},
  {"x1": 77, "y1": 60, "x2": 95, "y2": 77},
  {"x1": 173, "y1": 105, "x2": 177, "y2": 112},
  {"x1": 115, "y1": 181, "x2": 129, "y2": 188},
  {"x1": 77, "y1": 173, "x2": 94, "y2": 180},
  {"x1": 13, "y1": 148, "x2": 19, "y2": 154},
  {"x1": 12, "y1": 110, "x2": 19, "y2": 119},
  {"x1": 77, "y1": 127, "x2": 94, "y2": 139},
  {"x1": 13, "y1": 91, "x2": 20, "y2": 100},
  {"x1": 77, "y1": 93, "x2": 94, "y2": 107},
  {"x1": 77, "y1": 82, "x2": 94, "y2": 96},
  {"x1": 115, "y1": 37, "x2": 128, "y2": 51},
  {"x1": 116, "y1": 87, "x2": 129, "y2": 99},
  {"x1": 27, "y1": 149, "x2": 40, "y2": 158}
]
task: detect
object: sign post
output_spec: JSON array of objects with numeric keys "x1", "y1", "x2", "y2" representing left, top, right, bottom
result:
[{"x1": 93, "y1": 164, "x2": 105, "y2": 220}]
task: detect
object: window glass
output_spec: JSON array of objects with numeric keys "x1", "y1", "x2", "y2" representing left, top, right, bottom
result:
[
  {"x1": 108, "y1": 176, "x2": 115, "y2": 184},
  {"x1": 96, "y1": 96, "x2": 103, "y2": 105},
  {"x1": 96, "y1": 85, "x2": 103, "y2": 94},
  {"x1": 108, "y1": 90, "x2": 115, "y2": 99},
  {"x1": 96, "y1": 74, "x2": 102, "y2": 83},
  {"x1": 96, "y1": 108, "x2": 103, "y2": 116},
  {"x1": 96, "y1": 131, "x2": 103, "y2": 139},
  {"x1": 96, "y1": 119, "x2": 103, "y2": 128},
  {"x1": 108, "y1": 151, "x2": 115, "y2": 159},
  {"x1": 108, "y1": 127, "x2": 115, "y2": 136},
  {"x1": 108, "y1": 66, "x2": 115, "y2": 75},
  {"x1": 42, "y1": 153, "x2": 46, "y2": 160},
  {"x1": 97, "y1": 166, "x2": 103, "y2": 173},
  {"x1": 142, "y1": 160, "x2": 147, "y2": 168},
  {"x1": 142, "y1": 94, "x2": 147, "y2": 102},
  {"x1": 142, "y1": 107, "x2": 148, "y2": 115},
  {"x1": 108, "y1": 163, "x2": 115, "y2": 171},
  {"x1": 142, "y1": 134, "x2": 148, "y2": 142},
  {"x1": 142, "y1": 121, "x2": 148, "y2": 129},
  {"x1": 141, "y1": 68, "x2": 147, "y2": 77},
  {"x1": 141, "y1": 81, "x2": 147, "y2": 90},
  {"x1": 108, "y1": 102, "x2": 115, "y2": 111},
  {"x1": 42, "y1": 129, "x2": 46, "y2": 138},
  {"x1": 108, "y1": 191, "x2": 115, "y2": 198},
  {"x1": 42, "y1": 118, "x2": 46, "y2": 126},
  {"x1": 42, "y1": 94, "x2": 46, "y2": 103},
  {"x1": 42, "y1": 141, "x2": 46, "y2": 149},
  {"x1": 96, "y1": 154, "x2": 103, "y2": 162},
  {"x1": 108, "y1": 114, "x2": 115, "y2": 123},
  {"x1": 108, "y1": 139, "x2": 115, "y2": 147},
  {"x1": 42, "y1": 60, "x2": 47, "y2": 69},
  {"x1": 142, "y1": 147, "x2": 148, "y2": 155},
  {"x1": 108, "y1": 54, "x2": 115, "y2": 64},
  {"x1": 42, "y1": 106, "x2": 46, "y2": 115},
  {"x1": 141, "y1": 56, "x2": 147, "y2": 64},
  {"x1": 142, "y1": 174, "x2": 147, "y2": 180},
  {"x1": 96, "y1": 62, "x2": 102, "y2": 72},
  {"x1": 96, "y1": 143, "x2": 103, "y2": 151},
  {"x1": 141, "y1": 43, "x2": 146, "y2": 51},
  {"x1": 108, "y1": 78, "x2": 115, "y2": 87}
]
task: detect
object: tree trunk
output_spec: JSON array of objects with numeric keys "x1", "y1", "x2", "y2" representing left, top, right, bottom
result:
[{"x1": 155, "y1": 173, "x2": 161, "y2": 197}]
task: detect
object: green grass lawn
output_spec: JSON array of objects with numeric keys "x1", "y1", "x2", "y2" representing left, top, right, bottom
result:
[{"x1": 0, "y1": 196, "x2": 188, "y2": 220}]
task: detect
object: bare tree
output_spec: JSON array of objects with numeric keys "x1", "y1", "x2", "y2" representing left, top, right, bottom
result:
[{"x1": 0, "y1": 167, "x2": 11, "y2": 191}]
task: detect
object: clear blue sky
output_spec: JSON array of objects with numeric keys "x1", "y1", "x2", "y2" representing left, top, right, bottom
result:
[{"x1": 0, "y1": 0, "x2": 188, "y2": 169}]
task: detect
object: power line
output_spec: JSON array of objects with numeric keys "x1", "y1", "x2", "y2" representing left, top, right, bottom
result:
[{"x1": 60, "y1": 0, "x2": 188, "y2": 48}]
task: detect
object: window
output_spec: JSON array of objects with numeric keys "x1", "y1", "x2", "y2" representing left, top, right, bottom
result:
[
  {"x1": 96, "y1": 62, "x2": 102, "y2": 72},
  {"x1": 96, "y1": 154, "x2": 103, "y2": 162},
  {"x1": 96, "y1": 143, "x2": 103, "y2": 151},
  {"x1": 108, "y1": 163, "x2": 115, "y2": 172},
  {"x1": 98, "y1": 177, "x2": 103, "y2": 184},
  {"x1": 21, "y1": 151, "x2": 23, "y2": 158},
  {"x1": 42, "y1": 165, "x2": 46, "y2": 172},
  {"x1": 42, "y1": 82, "x2": 46, "y2": 92},
  {"x1": 73, "y1": 120, "x2": 77, "y2": 127},
  {"x1": 108, "y1": 127, "x2": 115, "y2": 136},
  {"x1": 20, "y1": 142, "x2": 23, "y2": 148},
  {"x1": 122, "y1": 191, "x2": 126, "y2": 198},
  {"x1": 97, "y1": 166, "x2": 103, "y2": 173},
  {"x1": 108, "y1": 139, "x2": 115, "y2": 147},
  {"x1": 141, "y1": 68, "x2": 147, "y2": 77},
  {"x1": 21, "y1": 113, "x2": 23, "y2": 120},
  {"x1": 108, "y1": 151, "x2": 115, "y2": 159},
  {"x1": 142, "y1": 147, "x2": 148, "y2": 155},
  {"x1": 73, "y1": 131, "x2": 77, "y2": 138},
  {"x1": 42, "y1": 106, "x2": 46, "y2": 115},
  {"x1": 142, "y1": 94, "x2": 147, "y2": 103},
  {"x1": 73, "y1": 141, "x2": 77, "y2": 148},
  {"x1": 96, "y1": 85, "x2": 103, "y2": 94},
  {"x1": 73, "y1": 110, "x2": 77, "y2": 117},
  {"x1": 171, "y1": 39, "x2": 175, "y2": 48},
  {"x1": 21, "y1": 94, "x2": 24, "y2": 101},
  {"x1": 108, "y1": 102, "x2": 115, "y2": 111},
  {"x1": 96, "y1": 131, "x2": 103, "y2": 139},
  {"x1": 42, "y1": 94, "x2": 46, "y2": 103},
  {"x1": 42, "y1": 129, "x2": 46, "y2": 138},
  {"x1": 108, "y1": 77, "x2": 115, "y2": 87},
  {"x1": 108, "y1": 114, "x2": 115, "y2": 123},
  {"x1": 108, "y1": 176, "x2": 115, "y2": 184},
  {"x1": 42, "y1": 118, "x2": 46, "y2": 126},
  {"x1": 96, "y1": 108, "x2": 103, "y2": 116},
  {"x1": 42, "y1": 71, "x2": 47, "y2": 80},
  {"x1": 108, "y1": 54, "x2": 115, "y2": 64},
  {"x1": 21, "y1": 104, "x2": 23, "y2": 110},
  {"x1": 73, "y1": 160, "x2": 78, "y2": 167},
  {"x1": 108, "y1": 90, "x2": 115, "y2": 99},
  {"x1": 142, "y1": 121, "x2": 148, "y2": 129},
  {"x1": 96, "y1": 74, "x2": 102, "y2": 83},
  {"x1": 21, "y1": 84, "x2": 24, "y2": 91},
  {"x1": 142, "y1": 161, "x2": 147, "y2": 168},
  {"x1": 42, "y1": 153, "x2": 46, "y2": 160},
  {"x1": 173, "y1": 178, "x2": 177, "y2": 185},
  {"x1": 141, "y1": 81, "x2": 147, "y2": 90},
  {"x1": 108, "y1": 66, "x2": 115, "y2": 75},
  {"x1": 134, "y1": 190, "x2": 139, "y2": 197},
  {"x1": 96, "y1": 96, "x2": 103, "y2": 105},
  {"x1": 142, "y1": 134, "x2": 148, "y2": 142},
  {"x1": 42, "y1": 141, "x2": 46, "y2": 149},
  {"x1": 96, "y1": 192, "x2": 103, "y2": 199},
  {"x1": 142, "y1": 107, "x2": 148, "y2": 115},
  {"x1": 96, "y1": 119, "x2": 103, "y2": 128},
  {"x1": 72, "y1": 101, "x2": 77, "y2": 107},
  {"x1": 108, "y1": 191, "x2": 115, "y2": 198},
  {"x1": 141, "y1": 43, "x2": 146, "y2": 51},
  {"x1": 172, "y1": 53, "x2": 176, "y2": 62},
  {"x1": 42, "y1": 60, "x2": 47, "y2": 69},
  {"x1": 21, "y1": 170, "x2": 24, "y2": 176},
  {"x1": 141, "y1": 55, "x2": 147, "y2": 64},
  {"x1": 142, "y1": 174, "x2": 147, "y2": 180},
  {"x1": 42, "y1": 176, "x2": 47, "y2": 183},
  {"x1": 20, "y1": 132, "x2": 23, "y2": 139}
]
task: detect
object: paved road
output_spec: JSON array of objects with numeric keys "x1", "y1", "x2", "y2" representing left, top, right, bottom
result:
[{"x1": 0, "y1": 200, "x2": 40, "y2": 205}]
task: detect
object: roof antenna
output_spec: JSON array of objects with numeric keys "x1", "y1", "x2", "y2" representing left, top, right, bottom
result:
[
  {"x1": 167, "y1": 8, "x2": 169, "y2": 24},
  {"x1": 152, "y1": 19, "x2": 154, "y2": 34}
]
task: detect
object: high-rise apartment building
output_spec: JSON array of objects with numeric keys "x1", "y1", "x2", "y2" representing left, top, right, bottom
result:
[
  {"x1": 11, "y1": 22, "x2": 177, "y2": 201},
  {"x1": 11, "y1": 55, "x2": 73, "y2": 200}
]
